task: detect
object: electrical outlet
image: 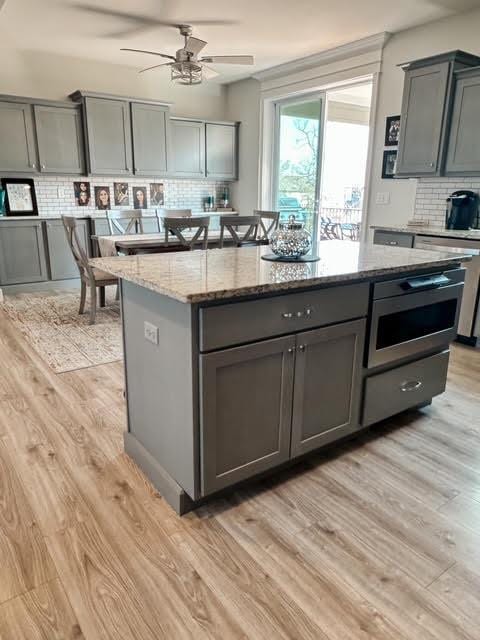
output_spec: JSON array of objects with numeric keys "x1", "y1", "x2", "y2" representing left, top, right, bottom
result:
[
  {"x1": 376, "y1": 192, "x2": 390, "y2": 205},
  {"x1": 144, "y1": 321, "x2": 159, "y2": 345}
]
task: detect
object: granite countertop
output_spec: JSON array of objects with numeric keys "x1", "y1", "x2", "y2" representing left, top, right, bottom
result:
[
  {"x1": 89, "y1": 240, "x2": 470, "y2": 304},
  {"x1": 371, "y1": 225, "x2": 480, "y2": 240}
]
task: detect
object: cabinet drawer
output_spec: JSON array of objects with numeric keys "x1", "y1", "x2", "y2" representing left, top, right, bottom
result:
[
  {"x1": 362, "y1": 350, "x2": 449, "y2": 426},
  {"x1": 374, "y1": 231, "x2": 414, "y2": 248},
  {"x1": 199, "y1": 282, "x2": 369, "y2": 351}
]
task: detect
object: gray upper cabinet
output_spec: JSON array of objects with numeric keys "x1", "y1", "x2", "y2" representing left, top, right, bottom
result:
[
  {"x1": 445, "y1": 67, "x2": 480, "y2": 175},
  {"x1": 83, "y1": 97, "x2": 133, "y2": 175},
  {"x1": 34, "y1": 105, "x2": 84, "y2": 175},
  {"x1": 396, "y1": 51, "x2": 480, "y2": 177},
  {"x1": 0, "y1": 101, "x2": 37, "y2": 173},
  {"x1": 0, "y1": 220, "x2": 48, "y2": 285},
  {"x1": 46, "y1": 218, "x2": 89, "y2": 280},
  {"x1": 290, "y1": 319, "x2": 366, "y2": 457},
  {"x1": 170, "y1": 119, "x2": 205, "y2": 178},
  {"x1": 206, "y1": 123, "x2": 237, "y2": 180},
  {"x1": 200, "y1": 334, "x2": 295, "y2": 496},
  {"x1": 131, "y1": 102, "x2": 169, "y2": 176}
]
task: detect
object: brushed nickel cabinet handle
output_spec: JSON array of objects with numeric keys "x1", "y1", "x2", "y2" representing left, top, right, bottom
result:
[
  {"x1": 287, "y1": 347, "x2": 295, "y2": 353},
  {"x1": 400, "y1": 380, "x2": 423, "y2": 392},
  {"x1": 282, "y1": 312, "x2": 293, "y2": 319},
  {"x1": 298, "y1": 344, "x2": 306, "y2": 352}
]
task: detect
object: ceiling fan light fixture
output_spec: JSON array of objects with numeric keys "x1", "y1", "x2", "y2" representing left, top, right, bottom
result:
[{"x1": 171, "y1": 61, "x2": 203, "y2": 85}]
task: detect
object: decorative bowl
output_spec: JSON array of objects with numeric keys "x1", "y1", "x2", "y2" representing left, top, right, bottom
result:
[{"x1": 270, "y1": 215, "x2": 312, "y2": 258}]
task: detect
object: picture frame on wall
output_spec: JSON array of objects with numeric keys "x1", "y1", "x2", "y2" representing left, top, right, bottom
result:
[
  {"x1": 1, "y1": 178, "x2": 38, "y2": 216},
  {"x1": 133, "y1": 186, "x2": 147, "y2": 210},
  {"x1": 114, "y1": 182, "x2": 129, "y2": 206},
  {"x1": 74, "y1": 181, "x2": 91, "y2": 206},
  {"x1": 382, "y1": 149, "x2": 398, "y2": 179},
  {"x1": 385, "y1": 115, "x2": 401, "y2": 146}
]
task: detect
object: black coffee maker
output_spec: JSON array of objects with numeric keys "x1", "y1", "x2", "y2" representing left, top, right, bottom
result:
[{"x1": 445, "y1": 190, "x2": 480, "y2": 230}]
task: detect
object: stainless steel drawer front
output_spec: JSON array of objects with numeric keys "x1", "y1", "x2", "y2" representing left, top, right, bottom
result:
[
  {"x1": 362, "y1": 350, "x2": 450, "y2": 426},
  {"x1": 199, "y1": 283, "x2": 369, "y2": 352},
  {"x1": 374, "y1": 231, "x2": 414, "y2": 248}
]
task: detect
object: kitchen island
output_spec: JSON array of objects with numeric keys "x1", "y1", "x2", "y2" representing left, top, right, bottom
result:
[{"x1": 92, "y1": 241, "x2": 469, "y2": 513}]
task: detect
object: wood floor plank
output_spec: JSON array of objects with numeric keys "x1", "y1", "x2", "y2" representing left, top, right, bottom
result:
[
  {"x1": 427, "y1": 562, "x2": 480, "y2": 625},
  {"x1": 0, "y1": 578, "x2": 84, "y2": 640},
  {"x1": 437, "y1": 494, "x2": 480, "y2": 533}
]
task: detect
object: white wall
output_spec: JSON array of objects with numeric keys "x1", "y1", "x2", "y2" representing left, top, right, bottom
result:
[
  {"x1": 367, "y1": 8, "x2": 480, "y2": 232},
  {"x1": 0, "y1": 48, "x2": 226, "y2": 120},
  {"x1": 226, "y1": 77, "x2": 262, "y2": 214}
]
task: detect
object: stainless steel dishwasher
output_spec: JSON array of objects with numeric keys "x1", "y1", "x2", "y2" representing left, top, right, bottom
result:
[{"x1": 414, "y1": 235, "x2": 480, "y2": 344}]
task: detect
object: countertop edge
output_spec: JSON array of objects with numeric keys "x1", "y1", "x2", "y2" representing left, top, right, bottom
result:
[{"x1": 370, "y1": 225, "x2": 480, "y2": 240}]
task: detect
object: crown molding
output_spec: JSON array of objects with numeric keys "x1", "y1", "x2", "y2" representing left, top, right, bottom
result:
[{"x1": 252, "y1": 32, "x2": 391, "y2": 82}]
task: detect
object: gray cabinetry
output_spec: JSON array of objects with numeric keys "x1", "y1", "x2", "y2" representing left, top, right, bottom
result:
[
  {"x1": 445, "y1": 67, "x2": 480, "y2": 175},
  {"x1": 200, "y1": 335, "x2": 295, "y2": 495},
  {"x1": 290, "y1": 319, "x2": 365, "y2": 457},
  {"x1": 0, "y1": 220, "x2": 48, "y2": 285},
  {"x1": 46, "y1": 218, "x2": 88, "y2": 280},
  {"x1": 205, "y1": 123, "x2": 237, "y2": 180},
  {"x1": 0, "y1": 101, "x2": 37, "y2": 173},
  {"x1": 34, "y1": 105, "x2": 84, "y2": 175},
  {"x1": 131, "y1": 102, "x2": 169, "y2": 176},
  {"x1": 83, "y1": 97, "x2": 133, "y2": 175},
  {"x1": 373, "y1": 230, "x2": 414, "y2": 248},
  {"x1": 170, "y1": 119, "x2": 205, "y2": 178}
]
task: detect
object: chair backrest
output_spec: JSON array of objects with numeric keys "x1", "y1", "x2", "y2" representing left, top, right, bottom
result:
[
  {"x1": 254, "y1": 210, "x2": 280, "y2": 240},
  {"x1": 62, "y1": 216, "x2": 93, "y2": 280},
  {"x1": 107, "y1": 210, "x2": 144, "y2": 235},
  {"x1": 219, "y1": 215, "x2": 261, "y2": 248},
  {"x1": 157, "y1": 208, "x2": 192, "y2": 219},
  {"x1": 163, "y1": 216, "x2": 210, "y2": 250}
]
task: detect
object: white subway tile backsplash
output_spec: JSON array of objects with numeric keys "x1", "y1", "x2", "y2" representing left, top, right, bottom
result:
[
  {"x1": 414, "y1": 177, "x2": 480, "y2": 228},
  {"x1": 31, "y1": 175, "x2": 231, "y2": 217}
]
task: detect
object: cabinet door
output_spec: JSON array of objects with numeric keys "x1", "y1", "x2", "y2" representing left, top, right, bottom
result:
[
  {"x1": 0, "y1": 220, "x2": 48, "y2": 285},
  {"x1": 46, "y1": 219, "x2": 89, "y2": 280},
  {"x1": 34, "y1": 105, "x2": 84, "y2": 174},
  {"x1": 84, "y1": 97, "x2": 133, "y2": 175},
  {"x1": 200, "y1": 335, "x2": 295, "y2": 495},
  {"x1": 0, "y1": 101, "x2": 37, "y2": 173},
  {"x1": 206, "y1": 123, "x2": 237, "y2": 180},
  {"x1": 171, "y1": 120, "x2": 205, "y2": 178},
  {"x1": 131, "y1": 103, "x2": 169, "y2": 176},
  {"x1": 290, "y1": 319, "x2": 366, "y2": 457},
  {"x1": 445, "y1": 71, "x2": 480, "y2": 175},
  {"x1": 396, "y1": 63, "x2": 450, "y2": 176}
]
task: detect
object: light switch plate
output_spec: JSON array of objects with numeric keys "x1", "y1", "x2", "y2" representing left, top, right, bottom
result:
[
  {"x1": 376, "y1": 192, "x2": 390, "y2": 205},
  {"x1": 144, "y1": 321, "x2": 159, "y2": 345}
]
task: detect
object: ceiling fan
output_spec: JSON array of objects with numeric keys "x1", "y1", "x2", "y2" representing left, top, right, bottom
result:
[{"x1": 121, "y1": 24, "x2": 254, "y2": 85}]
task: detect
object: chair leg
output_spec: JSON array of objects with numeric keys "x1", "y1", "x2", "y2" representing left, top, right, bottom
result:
[
  {"x1": 79, "y1": 281, "x2": 86, "y2": 315},
  {"x1": 99, "y1": 286, "x2": 106, "y2": 308},
  {"x1": 89, "y1": 285, "x2": 97, "y2": 325}
]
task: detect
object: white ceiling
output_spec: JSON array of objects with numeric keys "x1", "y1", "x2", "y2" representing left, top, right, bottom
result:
[{"x1": 1, "y1": 0, "x2": 479, "y2": 84}]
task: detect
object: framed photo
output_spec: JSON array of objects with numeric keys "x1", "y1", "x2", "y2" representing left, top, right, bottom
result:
[
  {"x1": 385, "y1": 115, "x2": 401, "y2": 146},
  {"x1": 94, "y1": 185, "x2": 111, "y2": 210},
  {"x1": 150, "y1": 183, "x2": 164, "y2": 206},
  {"x1": 114, "y1": 182, "x2": 129, "y2": 206},
  {"x1": 133, "y1": 186, "x2": 147, "y2": 210},
  {"x1": 74, "y1": 181, "x2": 91, "y2": 206},
  {"x1": 1, "y1": 178, "x2": 38, "y2": 216},
  {"x1": 382, "y1": 150, "x2": 398, "y2": 179}
]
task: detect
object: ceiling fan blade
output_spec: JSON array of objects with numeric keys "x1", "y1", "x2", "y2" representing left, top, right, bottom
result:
[
  {"x1": 200, "y1": 55, "x2": 254, "y2": 65},
  {"x1": 202, "y1": 65, "x2": 220, "y2": 80},
  {"x1": 139, "y1": 62, "x2": 173, "y2": 74},
  {"x1": 185, "y1": 36, "x2": 207, "y2": 55},
  {"x1": 121, "y1": 48, "x2": 176, "y2": 61}
]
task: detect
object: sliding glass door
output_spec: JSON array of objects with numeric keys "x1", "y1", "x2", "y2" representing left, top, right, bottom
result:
[{"x1": 273, "y1": 95, "x2": 324, "y2": 237}]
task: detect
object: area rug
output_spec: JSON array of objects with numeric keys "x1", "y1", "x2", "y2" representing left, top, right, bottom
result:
[{"x1": 2, "y1": 289, "x2": 122, "y2": 373}]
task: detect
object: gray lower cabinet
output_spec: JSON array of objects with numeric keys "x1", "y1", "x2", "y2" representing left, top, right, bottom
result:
[
  {"x1": 131, "y1": 102, "x2": 169, "y2": 176},
  {"x1": 83, "y1": 97, "x2": 133, "y2": 175},
  {"x1": 0, "y1": 101, "x2": 37, "y2": 173},
  {"x1": 373, "y1": 230, "x2": 414, "y2": 248},
  {"x1": 45, "y1": 218, "x2": 88, "y2": 280},
  {"x1": 34, "y1": 105, "x2": 84, "y2": 174},
  {"x1": 290, "y1": 319, "x2": 366, "y2": 457},
  {"x1": 206, "y1": 123, "x2": 237, "y2": 180},
  {"x1": 0, "y1": 220, "x2": 48, "y2": 285},
  {"x1": 200, "y1": 334, "x2": 295, "y2": 495},
  {"x1": 445, "y1": 68, "x2": 480, "y2": 175},
  {"x1": 171, "y1": 119, "x2": 205, "y2": 178}
]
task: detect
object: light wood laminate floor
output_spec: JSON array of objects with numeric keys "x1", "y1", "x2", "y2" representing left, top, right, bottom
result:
[{"x1": 0, "y1": 305, "x2": 479, "y2": 639}]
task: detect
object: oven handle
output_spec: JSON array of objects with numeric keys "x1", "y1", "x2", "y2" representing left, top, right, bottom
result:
[{"x1": 400, "y1": 274, "x2": 451, "y2": 292}]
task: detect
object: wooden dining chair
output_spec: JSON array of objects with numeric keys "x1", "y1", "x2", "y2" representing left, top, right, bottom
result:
[
  {"x1": 107, "y1": 210, "x2": 144, "y2": 235},
  {"x1": 62, "y1": 216, "x2": 117, "y2": 325},
  {"x1": 219, "y1": 215, "x2": 261, "y2": 248},
  {"x1": 254, "y1": 210, "x2": 280, "y2": 240},
  {"x1": 163, "y1": 216, "x2": 210, "y2": 250}
]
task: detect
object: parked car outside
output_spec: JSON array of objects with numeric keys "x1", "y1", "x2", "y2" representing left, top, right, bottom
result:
[{"x1": 277, "y1": 196, "x2": 308, "y2": 225}]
